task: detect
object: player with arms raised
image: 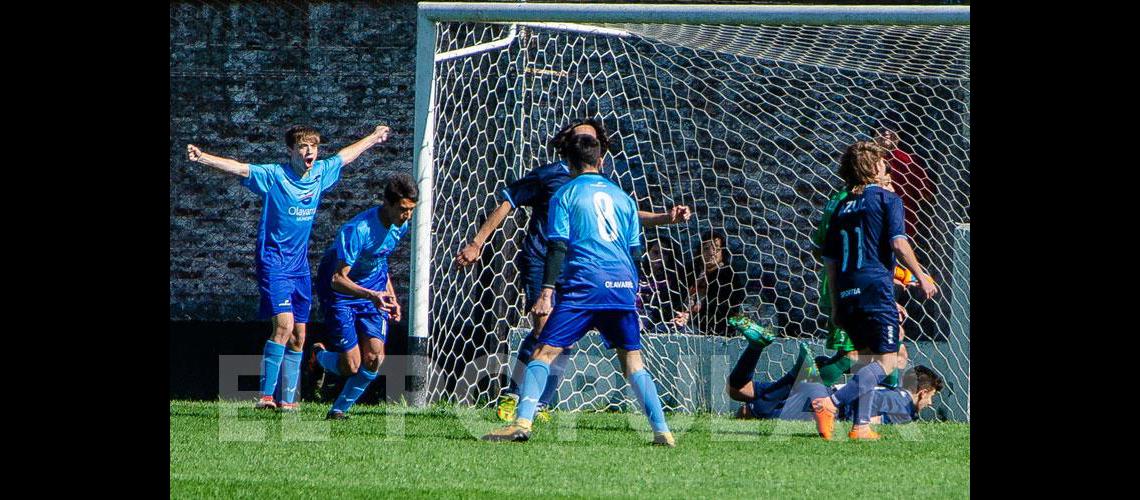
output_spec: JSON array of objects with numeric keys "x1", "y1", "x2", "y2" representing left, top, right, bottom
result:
[
  {"x1": 187, "y1": 124, "x2": 391, "y2": 411},
  {"x1": 481, "y1": 134, "x2": 675, "y2": 446},
  {"x1": 811, "y1": 140, "x2": 937, "y2": 440}
]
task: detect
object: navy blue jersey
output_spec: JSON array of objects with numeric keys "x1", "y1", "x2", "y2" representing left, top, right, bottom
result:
[
  {"x1": 547, "y1": 172, "x2": 642, "y2": 310},
  {"x1": 499, "y1": 161, "x2": 572, "y2": 259},
  {"x1": 838, "y1": 386, "x2": 918, "y2": 424},
  {"x1": 822, "y1": 185, "x2": 906, "y2": 309}
]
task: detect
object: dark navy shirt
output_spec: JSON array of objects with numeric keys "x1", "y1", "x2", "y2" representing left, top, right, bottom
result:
[
  {"x1": 499, "y1": 161, "x2": 572, "y2": 260},
  {"x1": 822, "y1": 184, "x2": 907, "y2": 308}
]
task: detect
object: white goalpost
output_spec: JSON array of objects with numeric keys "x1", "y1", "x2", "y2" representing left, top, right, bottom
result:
[{"x1": 410, "y1": 2, "x2": 970, "y2": 421}]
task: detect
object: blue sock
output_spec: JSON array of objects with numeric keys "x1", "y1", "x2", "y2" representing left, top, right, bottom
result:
[
  {"x1": 506, "y1": 333, "x2": 540, "y2": 396},
  {"x1": 259, "y1": 341, "x2": 286, "y2": 397},
  {"x1": 630, "y1": 369, "x2": 670, "y2": 433},
  {"x1": 728, "y1": 344, "x2": 765, "y2": 389},
  {"x1": 331, "y1": 368, "x2": 378, "y2": 414},
  {"x1": 829, "y1": 360, "x2": 886, "y2": 418},
  {"x1": 279, "y1": 349, "x2": 303, "y2": 404},
  {"x1": 539, "y1": 347, "x2": 572, "y2": 408},
  {"x1": 317, "y1": 350, "x2": 342, "y2": 376},
  {"x1": 515, "y1": 360, "x2": 550, "y2": 422}
]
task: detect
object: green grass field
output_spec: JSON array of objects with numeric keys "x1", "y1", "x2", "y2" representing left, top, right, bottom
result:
[{"x1": 170, "y1": 400, "x2": 968, "y2": 498}]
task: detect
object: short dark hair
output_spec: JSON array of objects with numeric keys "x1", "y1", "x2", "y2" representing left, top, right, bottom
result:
[
  {"x1": 563, "y1": 134, "x2": 602, "y2": 171},
  {"x1": 903, "y1": 365, "x2": 945, "y2": 394},
  {"x1": 285, "y1": 125, "x2": 321, "y2": 149},
  {"x1": 549, "y1": 118, "x2": 611, "y2": 157},
  {"x1": 383, "y1": 172, "x2": 419, "y2": 204}
]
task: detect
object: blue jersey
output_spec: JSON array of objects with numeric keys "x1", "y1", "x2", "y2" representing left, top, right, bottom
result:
[
  {"x1": 837, "y1": 386, "x2": 918, "y2": 424},
  {"x1": 499, "y1": 161, "x2": 572, "y2": 259},
  {"x1": 243, "y1": 155, "x2": 345, "y2": 276},
  {"x1": 316, "y1": 205, "x2": 410, "y2": 306},
  {"x1": 547, "y1": 172, "x2": 642, "y2": 310},
  {"x1": 822, "y1": 185, "x2": 906, "y2": 308}
]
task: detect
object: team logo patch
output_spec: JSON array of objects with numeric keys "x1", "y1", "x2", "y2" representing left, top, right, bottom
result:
[{"x1": 299, "y1": 190, "x2": 315, "y2": 205}]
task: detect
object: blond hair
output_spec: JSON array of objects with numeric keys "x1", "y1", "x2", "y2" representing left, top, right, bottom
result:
[{"x1": 839, "y1": 141, "x2": 886, "y2": 195}]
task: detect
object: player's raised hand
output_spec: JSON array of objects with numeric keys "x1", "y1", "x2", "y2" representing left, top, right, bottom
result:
[
  {"x1": 669, "y1": 205, "x2": 692, "y2": 224},
  {"x1": 187, "y1": 144, "x2": 202, "y2": 162},
  {"x1": 455, "y1": 242, "x2": 481, "y2": 267},
  {"x1": 671, "y1": 311, "x2": 689, "y2": 327},
  {"x1": 374, "y1": 125, "x2": 391, "y2": 144}
]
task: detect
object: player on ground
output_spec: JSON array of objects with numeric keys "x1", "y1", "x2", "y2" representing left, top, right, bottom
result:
[
  {"x1": 726, "y1": 333, "x2": 942, "y2": 424},
  {"x1": 455, "y1": 118, "x2": 690, "y2": 422},
  {"x1": 187, "y1": 124, "x2": 391, "y2": 411},
  {"x1": 811, "y1": 140, "x2": 938, "y2": 441},
  {"x1": 309, "y1": 173, "x2": 418, "y2": 420},
  {"x1": 481, "y1": 134, "x2": 676, "y2": 446}
]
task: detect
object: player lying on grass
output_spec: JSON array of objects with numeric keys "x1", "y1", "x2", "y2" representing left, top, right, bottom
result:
[
  {"x1": 725, "y1": 326, "x2": 942, "y2": 424},
  {"x1": 812, "y1": 140, "x2": 938, "y2": 441},
  {"x1": 188, "y1": 124, "x2": 391, "y2": 411},
  {"x1": 481, "y1": 134, "x2": 676, "y2": 446},
  {"x1": 309, "y1": 173, "x2": 417, "y2": 420},
  {"x1": 454, "y1": 118, "x2": 690, "y2": 423}
]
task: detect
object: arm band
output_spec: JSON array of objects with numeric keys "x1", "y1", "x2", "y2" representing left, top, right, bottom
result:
[{"x1": 542, "y1": 240, "x2": 568, "y2": 288}]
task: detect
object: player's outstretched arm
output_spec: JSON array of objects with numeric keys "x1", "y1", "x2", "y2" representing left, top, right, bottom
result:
[
  {"x1": 891, "y1": 237, "x2": 938, "y2": 299},
  {"x1": 638, "y1": 205, "x2": 691, "y2": 228},
  {"x1": 330, "y1": 262, "x2": 398, "y2": 315},
  {"x1": 455, "y1": 200, "x2": 514, "y2": 267},
  {"x1": 336, "y1": 125, "x2": 392, "y2": 165},
  {"x1": 187, "y1": 144, "x2": 250, "y2": 177}
]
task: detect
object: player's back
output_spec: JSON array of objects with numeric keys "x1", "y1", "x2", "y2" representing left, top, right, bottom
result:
[
  {"x1": 548, "y1": 172, "x2": 641, "y2": 310},
  {"x1": 823, "y1": 185, "x2": 906, "y2": 287}
]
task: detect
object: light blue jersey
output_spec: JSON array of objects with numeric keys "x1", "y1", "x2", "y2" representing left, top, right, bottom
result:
[
  {"x1": 547, "y1": 172, "x2": 641, "y2": 310},
  {"x1": 316, "y1": 205, "x2": 410, "y2": 306},
  {"x1": 243, "y1": 155, "x2": 345, "y2": 276}
]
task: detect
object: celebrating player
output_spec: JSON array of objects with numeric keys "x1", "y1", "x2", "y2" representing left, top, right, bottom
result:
[
  {"x1": 481, "y1": 134, "x2": 676, "y2": 446},
  {"x1": 455, "y1": 118, "x2": 690, "y2": 422},
  {"x1": 187, "y1": 124, "x2": 391, "y2": 411},
  {"x1": 309, "y1": 173, "x2": 418, "y2": 420},
  {"x1": 811, "y1": 140, "x2": 938, "y2": 440}
]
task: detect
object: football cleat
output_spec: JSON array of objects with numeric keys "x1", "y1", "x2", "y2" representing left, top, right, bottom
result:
[
  {"x1": 535, "y1": 404, "x2": 553, "y2": 424},
  {"x1": 652, "y1": 432, "x2": 676, "y2": 448},
  {"x1": 255, "y1": 395, "x2": 277, "y2": 410},
  {"x1": 848, "y1": 426, "x2": 881, "y2": 441},
  {"x1": 277, "y1": 402, "x2": 299, "y2": 413},
  {"x1": 325, "y1": 410, "x2": 349, "y2": 420},
  {"x1": 728, "y1": 315, "x2": 776, "y2": 348},
  {"x1": 811, "y1": 397, "x2": 837, "y2": 441},
  {"x1": 496, "y1": 393, "x2": 519, "y2": 422},
  {"x1": 481, "y1": 419, "x2": 532, "y2": 442}
]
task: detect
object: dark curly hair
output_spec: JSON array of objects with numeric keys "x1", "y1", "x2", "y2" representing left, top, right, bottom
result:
[{"x1": 549, "y1": 118, "x2": 611, "y2": 158}]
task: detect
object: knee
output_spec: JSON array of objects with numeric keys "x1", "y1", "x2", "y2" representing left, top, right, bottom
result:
[
  {"x1": 273, "y1": 320, "x2": 294, "y2": 339},
  {"x1": 341, "y1": 357, "x2": 361, "y2": 376},
  {"x1": 363, "y1": 352, "x2": 384, "y2": 372}
]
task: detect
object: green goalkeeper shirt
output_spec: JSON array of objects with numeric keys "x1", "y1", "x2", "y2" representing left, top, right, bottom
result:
[{"x1": 814, "y1": 190, "x2": 849, "y2": 310}]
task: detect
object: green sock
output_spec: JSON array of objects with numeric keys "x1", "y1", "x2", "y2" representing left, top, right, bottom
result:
[
  {"x1": 881, "y1": 368, "x2": 900, "y2": 389},
  {"x1": 816, "y1": 353, "x2": 853, "y2": 387}
]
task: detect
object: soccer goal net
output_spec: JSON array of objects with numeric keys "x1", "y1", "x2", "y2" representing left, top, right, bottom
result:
[{"x1": 411, "y1": 3, "x2": 970, "y2": 421}]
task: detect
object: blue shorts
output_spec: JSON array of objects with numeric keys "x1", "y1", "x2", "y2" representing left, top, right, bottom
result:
[
  {"x1": 257, "y1": 273, "x2": 312, "y2": 323},
  {"x1": 322, "y1": 302, "x2": 390, "y2": 352},
  {"x1": 539, "y1": 306, "x2": 640, "y2": 351},
  {"x1": 836, "y1": 278, "x2": 900, "y2": 355}
]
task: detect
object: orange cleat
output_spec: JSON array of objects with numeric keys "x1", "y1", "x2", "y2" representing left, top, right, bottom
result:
[
  {"x1": 811, "y1": 397, "x2": 837, "y2": 440},
  {"x1": 848, "y1": 426, "x2": 881, "y2": 441}
]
